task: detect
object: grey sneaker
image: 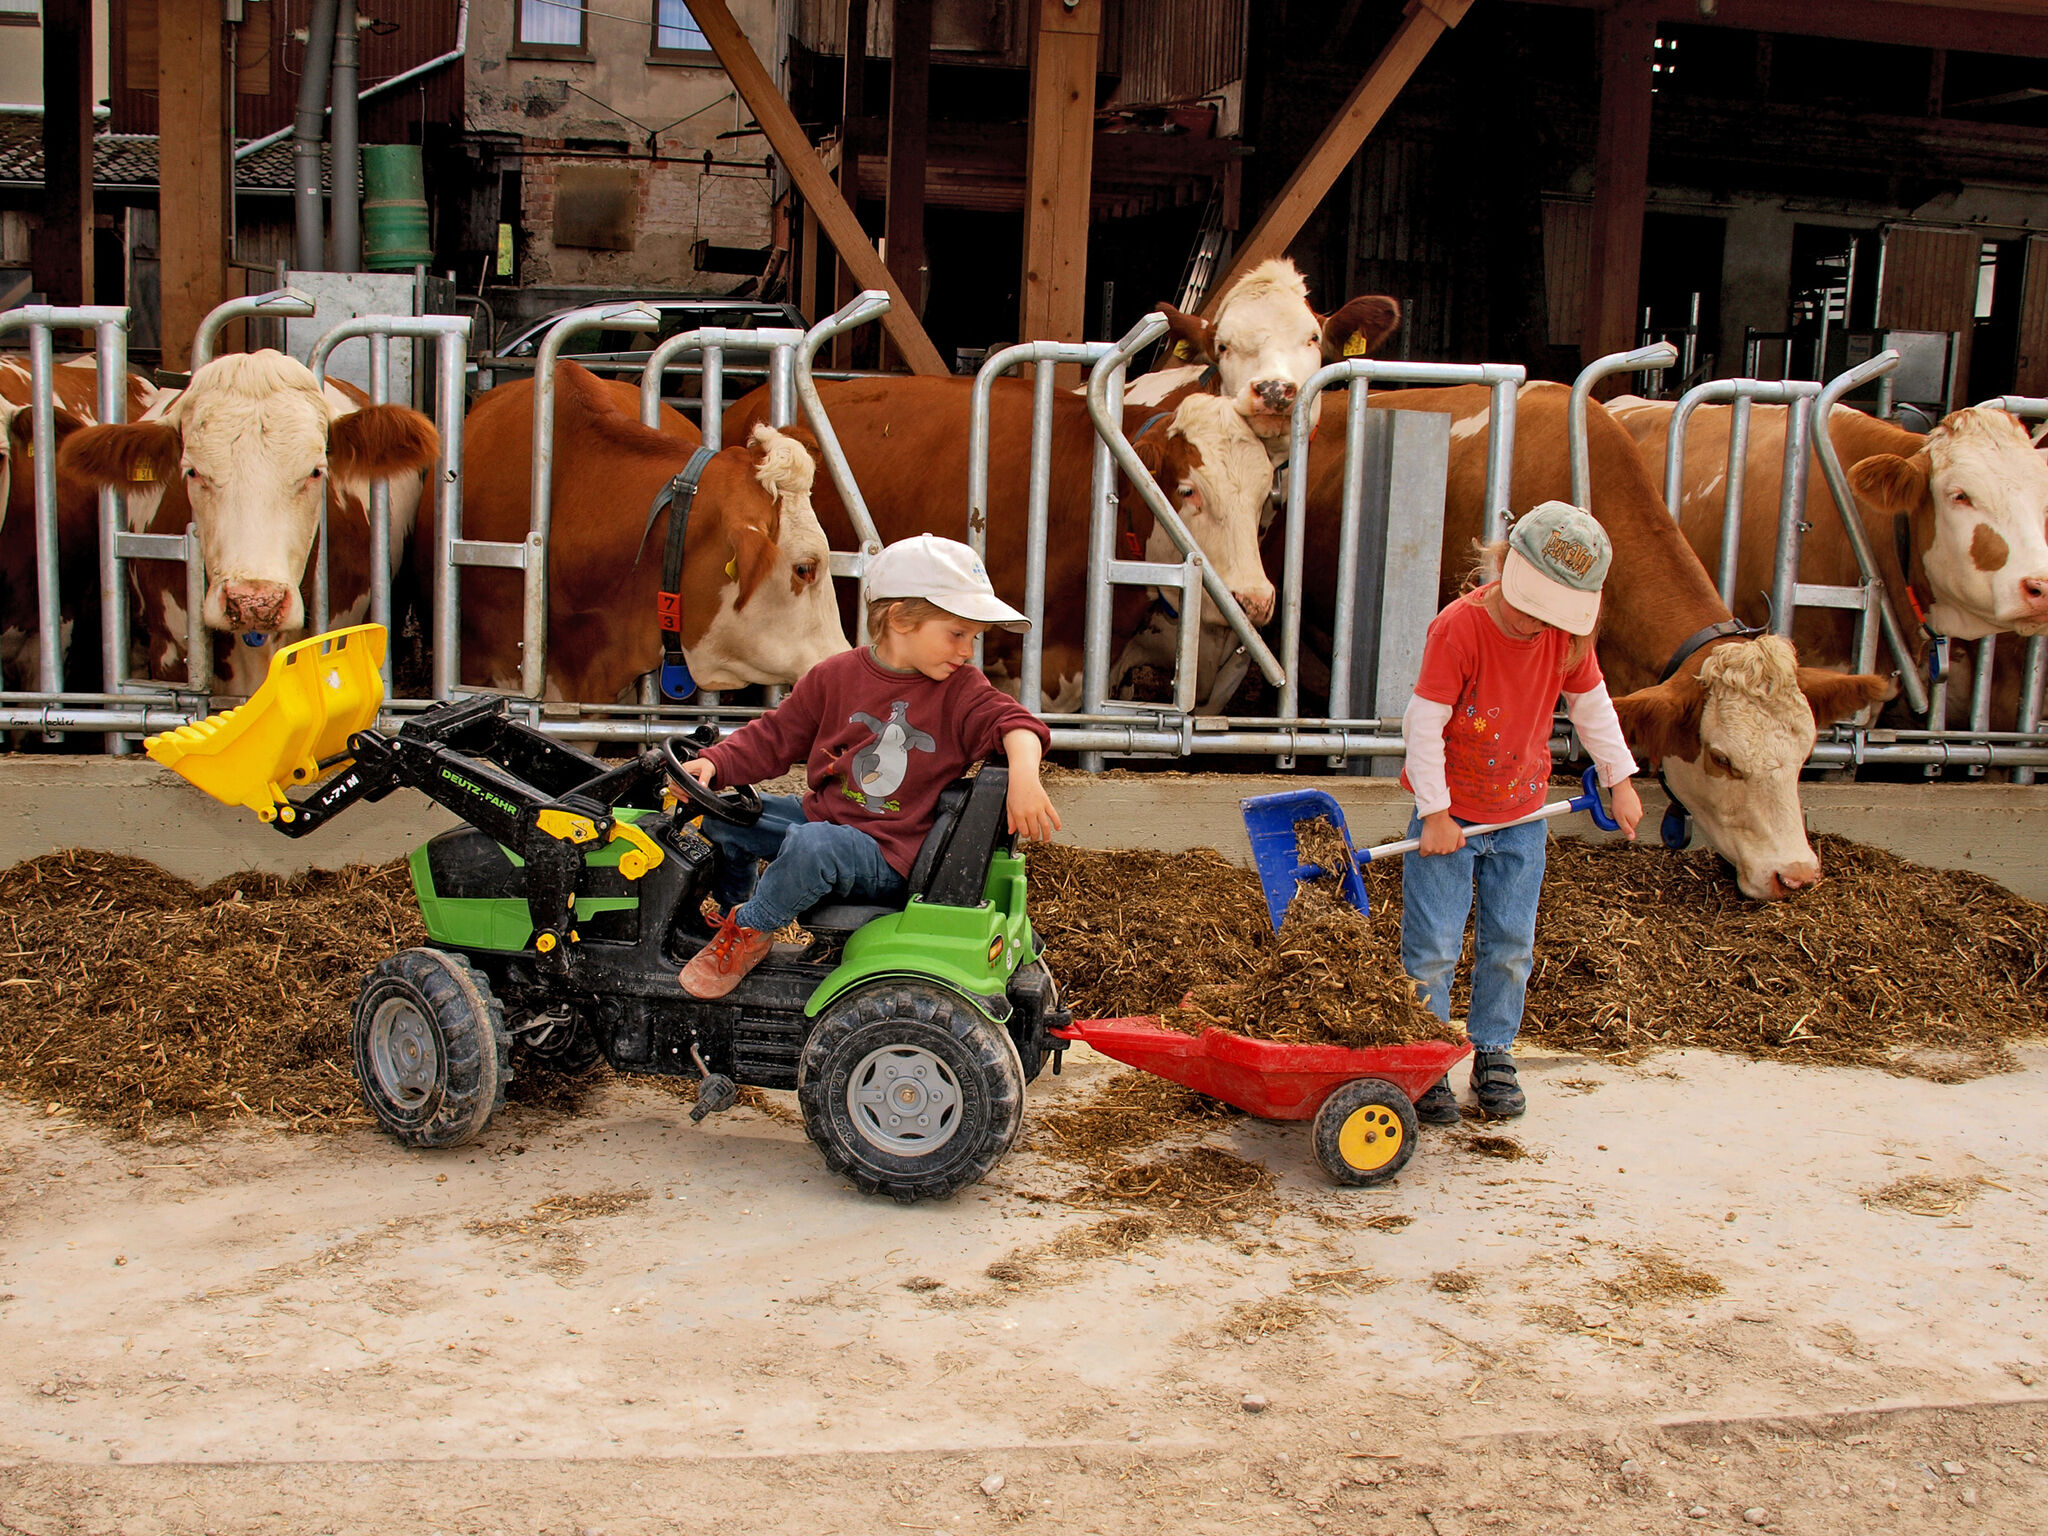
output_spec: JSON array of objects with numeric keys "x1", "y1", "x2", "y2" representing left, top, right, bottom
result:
[
  {"x1": 1470, "y1": 1050, "x2": 1526, "y2": 1118},
  {"x1": 1413, "y1": 1077, "x2": 1461, "y2": 1125}
]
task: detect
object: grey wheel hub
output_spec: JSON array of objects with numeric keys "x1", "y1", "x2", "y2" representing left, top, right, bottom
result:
[
  {"x1": 368, "y1": 996, "x2": 441, "y2": 1108},
  {"x1": 847, "y1": 1044, "x2": 961, "y2": 1157}
]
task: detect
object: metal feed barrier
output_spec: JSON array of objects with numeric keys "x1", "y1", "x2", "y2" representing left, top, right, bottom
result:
[{"x1": 3, "y1": 308, "x2": 2046, "y2": 776}]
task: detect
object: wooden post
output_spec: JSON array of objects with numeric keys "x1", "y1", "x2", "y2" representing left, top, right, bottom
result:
[
  {"x1": 1200, "y1": 0, "x2": 1471, "y2": 317},
  {"x1": 690, "y1": 0, "x2": 945, "y2": 374},
  {"x1": 157, "y1": 0, "x2": 232, "y2": 370},
  {"x1": 1020, "y1": 0, "x2": 1100, "y2": 348},
  {"x1": 34, "y1": 0, "x2": 94, "y2": 309},
  {"x1": 1580, "y1": 4, "x2": 1655, "y2": 380},
  {"x1": 886, "y1": 0, "x2": 931, "y2": 322},
  {"x1": 831, "y1": 0, "x2": 867, "y2": 366}
]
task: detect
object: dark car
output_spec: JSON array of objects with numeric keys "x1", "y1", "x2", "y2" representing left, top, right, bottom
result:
[{"x1": 470, "y1": 298, "x2": 810, "y2": 407}]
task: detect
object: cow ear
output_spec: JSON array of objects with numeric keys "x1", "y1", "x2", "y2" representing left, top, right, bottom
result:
[
  {"x1": 1322, "y1": 296, "x2": 1401, "y2": 361},
  {"x1": 1796, "y1": 667, "x2": 1895, "y2": 727},
  {"x1": 328, "y1": 405, "x2": 440, "y2": 482},
  {"x1": 725, "y1": 522, "x2": 781, "y2": 612},
  {"x1": 1847, "y1": 451, "x2": 1929, "y2": 513},
  {"x1": 1154, "y1": 302, "x2": 1216, "y2": 365},
  {"x1": 1610, "y1": 676, "x2": 1703, "y2": 765},
  {"x1": 58, "y1": 420, "x2": 181, "y2": 489}
]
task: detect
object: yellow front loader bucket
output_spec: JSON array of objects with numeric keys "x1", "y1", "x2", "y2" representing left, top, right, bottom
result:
[{"x1": 145, "y1": 624, "x2": 387, "y2": 820}]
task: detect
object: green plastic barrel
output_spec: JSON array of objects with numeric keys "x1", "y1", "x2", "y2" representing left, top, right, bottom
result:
[{"x1": 362, "y1": 144, "x2": 433, "y2": 272}]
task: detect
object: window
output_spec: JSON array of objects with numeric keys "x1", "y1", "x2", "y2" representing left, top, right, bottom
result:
[
  {"x1": 0, "y1": 0, "x2": 40, "y2": 23},
  {"x1": 516, "y1": 0, "x2": 586, "y2": 55},
  {"x1": 651, "y1": 0, "x2": 711, "y2": 60}
]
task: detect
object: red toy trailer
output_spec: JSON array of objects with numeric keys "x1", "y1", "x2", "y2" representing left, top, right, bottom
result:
[{"x1": 1054, "y1": 1018, "x2": 1470, "y2": 1186}]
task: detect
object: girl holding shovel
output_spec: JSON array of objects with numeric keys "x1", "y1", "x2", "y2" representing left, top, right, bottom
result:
[{"x1": 1400, "y1": 502, "x2": 1644, "y2": 1121}]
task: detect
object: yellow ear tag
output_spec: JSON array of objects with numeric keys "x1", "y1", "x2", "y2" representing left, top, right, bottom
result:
[
  {"x1": 1170, "y1": 340, "x2": 1191, "y2": 361},
  {"x1": 1342, "y1": 334, "x2": 1370, "y2": 358},
  {"x1": 725, "y1": 556, "x2": 737, "y2": 580},
  {"x1": 131, "y1": 461, "x2": 155, "y2": 482}
]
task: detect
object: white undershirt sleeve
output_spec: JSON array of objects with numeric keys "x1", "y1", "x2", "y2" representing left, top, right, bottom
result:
[
  {"x1": 1401, "y1": 695, "x2": 1456, "y2": 817},
  {"x1": 1564, "y1": 682, "x2": 1639, "y2": 787}
]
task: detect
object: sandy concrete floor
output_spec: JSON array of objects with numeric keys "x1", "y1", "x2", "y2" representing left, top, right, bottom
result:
[{"x1": 1, "y1": 1043, "x2": 2044, "y2": 1535}]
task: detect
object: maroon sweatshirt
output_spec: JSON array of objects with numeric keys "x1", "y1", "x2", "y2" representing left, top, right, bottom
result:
[{"x1": 698, "y1": 646, "x2": 1053, "y2": 876}]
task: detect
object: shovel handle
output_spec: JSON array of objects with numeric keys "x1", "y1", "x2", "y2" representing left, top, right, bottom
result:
[{"x1": 1358, "y1": 766, "x2": 1618, "y2": 864}]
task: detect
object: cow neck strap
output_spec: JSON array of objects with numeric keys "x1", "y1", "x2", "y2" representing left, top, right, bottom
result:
[
  {"x1": 1890, "y1": 511, "x2": 1951, "y2": 684},
  {"x1": 1658, "y1": 618, "x2": 1761, "y2": 684},
  {"x1": 634, "y1": 445, "x2": 717, "y2": 701}
]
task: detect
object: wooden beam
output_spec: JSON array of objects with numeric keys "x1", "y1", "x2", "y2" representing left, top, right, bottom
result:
[
  {"x1": 689, "y1": 0, "x2": 947, "y2": 375},
  {"x1": 1580, "y1": 4, "x2": 1655, "y2": 379},
  {"x1": 831, "y1": 0, "x2": 866, "y2": 363},
  {"x1": 886, "y1": 0, "x2": 931, "y2": 310},
  {"x1": 1200, "y1": 0, "x2": 1471, "y2": 317},
  {"x1": 33, "y1": 0, "x2": 94, "y2": 308},
  {"x1": 1020, "y1": 0, "x2": 1100, "y2": 346},
  {"x1": 157, "y1": 0, "x2": 231, "y2": 371}
]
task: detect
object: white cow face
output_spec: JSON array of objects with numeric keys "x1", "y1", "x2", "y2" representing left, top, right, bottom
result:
[
  {"x1": 1614, "y1": 637, "x2": 1891, "y2": 901},
  {"x1": 1138, "y1": 393, "x2": 1277, "y2": 627},
  {"x1": 684, "y1": 424, "x2": 851, "y2": 690},
  {"x1": 1156, "y1": 261, "x2": 1401, "y2": 449},
  {"x1": 1850, "y1": 406, "x2": 2048, "y2": 639}
]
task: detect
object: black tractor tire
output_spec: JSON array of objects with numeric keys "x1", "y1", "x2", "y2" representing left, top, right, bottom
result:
[
  {"x1": 797, "y1": 983, "x2": 1025, "y2": 1202},
  {"x1": 352, "y1": 948, "x2": 512, "y2": 1149},
  {"x1": 517, "y1": 1009, "x2": 607, "y2": 1075},
  {"x1": 1310, "y1": 1077, "x2": 1419, "y2": 1188}
]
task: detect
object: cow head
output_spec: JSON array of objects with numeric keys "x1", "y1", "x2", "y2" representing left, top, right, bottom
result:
[
  {"x1": 1613, "y1": 636, "x2": 1892, "y2": 901},
  {"x1": 1134, "y1": 392, "x2": 1277, "y2": 626},
  {"x1": 1848, "y1": 405, "x2": 2048, "y2": 639},
  {"x1": 680, "y1": 423, "x2": 850, "y2": 690},
  {"x1": 58, "y1": 350, "x2": 438, "y2": 639},
  {"x1": 1155, "y1": 260, "x2": 1401, "y2": 446}
]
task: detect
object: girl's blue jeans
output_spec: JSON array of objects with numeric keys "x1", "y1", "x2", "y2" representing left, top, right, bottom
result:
[
  {"x1": 1398, "y1": 813, "x2": 1549, "y2": 1052},
  {"x1": 703, "y1": 793, "x2": 907, "y2": 932}
]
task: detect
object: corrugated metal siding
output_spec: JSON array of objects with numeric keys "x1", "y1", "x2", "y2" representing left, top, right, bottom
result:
[
  {"x1": 1107, "y1": 0, "x2": 1245, "y2": 108},
  {"x1": 1878, "y1": 225, "x2": 1981, "y2": 399},
  {"x1": 110, "y1": 0, "x2": 463, "y2": 143},
  {"x1": 1347, "y1": 136, "x2": 1453, "y2": 363}
]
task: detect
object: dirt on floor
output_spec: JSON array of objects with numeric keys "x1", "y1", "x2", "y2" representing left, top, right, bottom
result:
[{"x1": 3, "y1": 1043, "x2": 2046, "y2": 1536}]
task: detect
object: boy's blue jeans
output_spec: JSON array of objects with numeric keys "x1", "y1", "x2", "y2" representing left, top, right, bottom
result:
[
  {"x1": 703, "y1": 793, "x2": 907, "y2": 932},
  {"x1": 1399, "y1": 814, "x2": 1549, "y2": 1052}
]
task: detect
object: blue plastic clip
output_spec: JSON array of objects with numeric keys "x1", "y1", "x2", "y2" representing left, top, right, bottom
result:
[{"x1": 660, "y1": 658, "x2": 697, "y2": 701}]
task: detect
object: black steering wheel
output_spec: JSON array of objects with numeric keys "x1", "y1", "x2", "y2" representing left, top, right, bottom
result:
[{"x1": 660, "y1": 735, "x2": 764, "y2": 826}]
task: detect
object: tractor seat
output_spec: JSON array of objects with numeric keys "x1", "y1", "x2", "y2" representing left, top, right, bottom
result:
[{"x1": 793, "y1": 765, "x2": 1011, "y2": 933}]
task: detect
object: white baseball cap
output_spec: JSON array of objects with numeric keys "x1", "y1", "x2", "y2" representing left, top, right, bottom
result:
[{"x1": 864, "y1": 533, "x2": 1031, "y2": 632}]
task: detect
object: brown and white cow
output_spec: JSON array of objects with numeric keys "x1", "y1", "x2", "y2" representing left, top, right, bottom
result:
[
  {"x1": 722, "y1": 374, "x2": 1276, "y2": 711},
  {"x1": 59, "y1": 350, "x2": 440, "y2": 696},
  {"x1": 1288, "y1": 383, "x2": 1891, "y2": 901},
  {"x1": 0, "y1": 353, "x2": 158, "y2": 693},
  {"x1": 0, "y1": 397, "x2": 97, "y2": 693},
  {"x1": 1610, "y1": 398, "x2": 2048, "y2": 730},
  {"x1": 1137, "y1": 259, "x2": 1404, "y2": 452},
  {"x1": 446, "y1": 363, "x2": 848, "y2": 702}
]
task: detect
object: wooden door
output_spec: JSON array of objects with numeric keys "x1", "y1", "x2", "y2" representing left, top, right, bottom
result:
[{"x1": 1878, "y1": 226, "x2": 1981, "y2": 407}]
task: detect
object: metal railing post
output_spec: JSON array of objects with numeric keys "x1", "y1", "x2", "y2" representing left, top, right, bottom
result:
[
  {"x1": 638, "y1": 326, "x2": 806, "y2": 442},
  {"x1": 309, "y1": 313, "x2": 474, "y2": 700},
  {"x1": 1568, "y1": 343, "x2": 1676, "y2": 511},
  {"x1": 794, "y1": 291, "x2": 889, "y2": 557},
  {"x1": 190, "y1": 288, "x2": 318, "y2": 370},
  {"x1": 1767, "y1": 391, "x2": 1815, "y2": 638}
]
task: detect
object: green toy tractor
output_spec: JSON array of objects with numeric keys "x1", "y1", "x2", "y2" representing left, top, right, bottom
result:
[{"x1": 147, "y1": 624, "x2": 1071, "y2": 1201}]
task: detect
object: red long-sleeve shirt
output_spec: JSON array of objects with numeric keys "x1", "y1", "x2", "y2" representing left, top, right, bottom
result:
[{"x1": 698, "y1": 647, "x2": 1052, "y2": 876}]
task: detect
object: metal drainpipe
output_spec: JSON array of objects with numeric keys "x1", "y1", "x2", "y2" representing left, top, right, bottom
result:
[
  {"x1": 330, "y1": 0, "x2": 361, "y2": 272},
  {"x1": 292, "y1": 0, "x2": 340, "y2": 270}
]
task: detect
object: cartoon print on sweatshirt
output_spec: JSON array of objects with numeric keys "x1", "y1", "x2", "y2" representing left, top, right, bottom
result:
[{"x1": 842, "y1": 701, "x2": 936, "y2": 813}]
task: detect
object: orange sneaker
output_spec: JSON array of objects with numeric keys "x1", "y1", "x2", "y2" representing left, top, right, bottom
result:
[{"x1": 678, "y1": 912, "x2": 774, "y2": 999}]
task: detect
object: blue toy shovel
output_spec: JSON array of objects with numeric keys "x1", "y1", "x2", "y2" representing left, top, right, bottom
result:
[{"x1": 1241, "y1": 766, "x2": 1621, "y2": 934}]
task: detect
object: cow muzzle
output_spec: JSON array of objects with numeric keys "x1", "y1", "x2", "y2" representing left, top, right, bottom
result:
[
  {"x1": 1251, "y1": 379, "x2": 1298, "y2": 415},
  {"x1": 1756, "y1": 860, "x2": 1822, "y2": 901},
  {"x1": 216, "y1": 579, "x2": 294, "y2": 634},
  {"x1": 1233, "y1": 581, "x2": 1276, "y2": 627}
]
